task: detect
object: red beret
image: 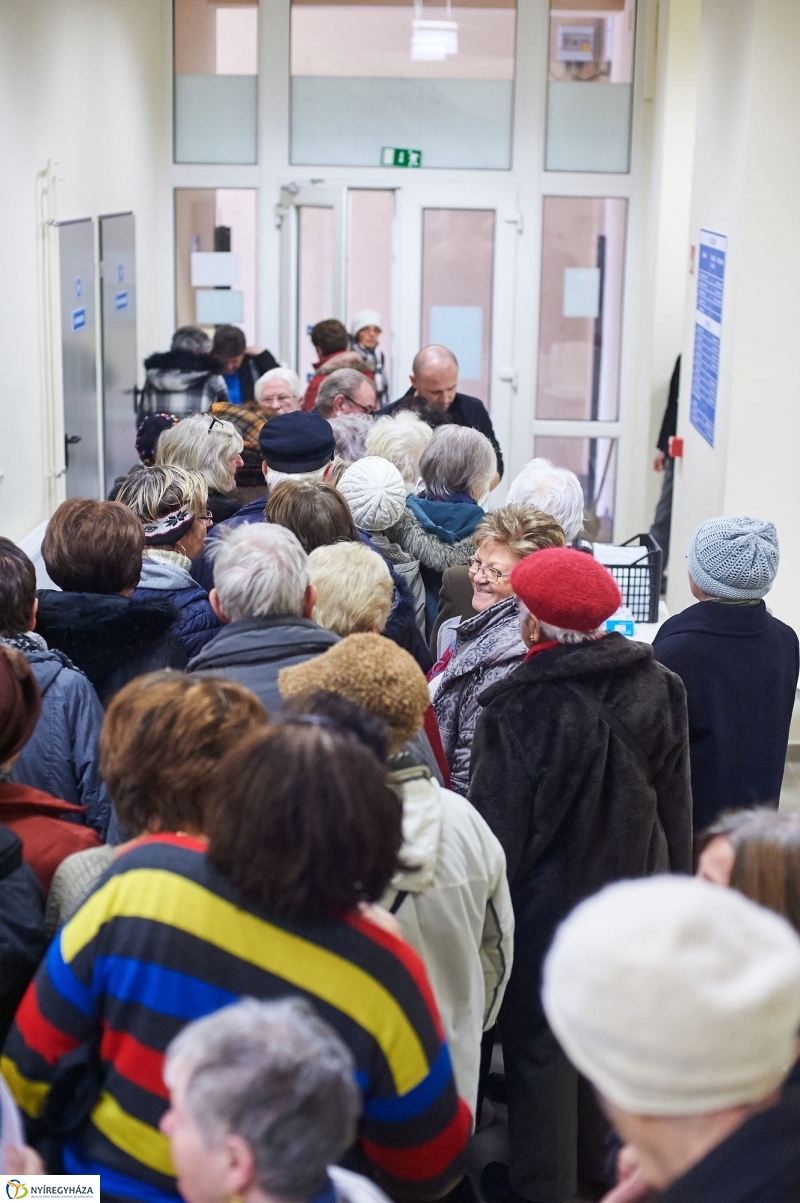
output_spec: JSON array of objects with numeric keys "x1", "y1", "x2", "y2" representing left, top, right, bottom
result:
[
  {"x1": 0, "y1": 646, "x2": 41, "y2": 764},
  {"x1": 510, "y1": 547, "x2": 621, "y2": 632}
]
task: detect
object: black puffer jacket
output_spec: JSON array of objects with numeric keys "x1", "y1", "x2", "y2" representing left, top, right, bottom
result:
[
  {"x1": 469, "y1": 634, "x2": 693, "y2": 980},
  {"x1": 0, "y1": 824, "x2": 46, "y2": 1045},
  {"x1": 35, "y1": 591, "x2": 187, "y2": 707}
]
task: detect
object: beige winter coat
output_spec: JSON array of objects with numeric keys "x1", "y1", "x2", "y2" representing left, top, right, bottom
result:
[{"x1": 381, "y1": 763, "x2": 514, "y2": 1114}]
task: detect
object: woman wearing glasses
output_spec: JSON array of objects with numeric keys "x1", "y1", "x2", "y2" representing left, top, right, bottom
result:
[
  {"x1": 430, "y1": 507, "x2": 565, "y2": 796},
  {"x1": 116, "y1": 464, "x2": 222, "y2": 659}
]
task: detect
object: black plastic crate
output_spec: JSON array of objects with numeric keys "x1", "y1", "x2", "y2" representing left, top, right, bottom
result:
[{"x1": 601, "y1": 534, "x2": 663, "y2": 624}]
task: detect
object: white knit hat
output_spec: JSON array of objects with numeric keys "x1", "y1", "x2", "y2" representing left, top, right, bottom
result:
[
  {"x1": 339, "y1": 457, "x2": 407, "y2": 532},
  {"x1": 542, "y1": 876, "x2": 800, "y2": 1117},
  {"x1": 688, "y1": 515, "x2": 779, "y2": 599},
  {"x1": 350, "y1": 310, "x2": 382, "y2": 340}
]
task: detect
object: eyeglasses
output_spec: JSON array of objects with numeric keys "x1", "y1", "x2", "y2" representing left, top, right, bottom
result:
[
  {"x1": 468, "y1": 555, "x2": 510, "y2": 584},
  {"x1": 200, "y1": 509, "x2": 213, "y2": 527},
  {"x1": 343, "y1": 395, "x2": 376, "y2": 417},
  {"x1": 207, "y1": 415, "x2": 222, "y2": 433}
]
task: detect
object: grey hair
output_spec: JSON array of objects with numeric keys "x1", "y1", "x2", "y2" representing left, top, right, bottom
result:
[
  {"x1": 171, "y1": 326, "x2": 211, "y2": 355},
  {"x1": 255, "y1": 367, "x2": 303, "y2": 403},
  {"x1": 211, "y1": 523, "x2": 310, "y2": 620},
  {"x1": 316, "y1": 369, "x2": 374, "y2": 417},
  {"x1": 506, "y1": 458, "x2": 585, "y2": 543},
  {"x1": 538, "y1": 620, "x2": 604, "y2": 644},
  {"x1": 365, "y1": 411, "x2": 433, "y2": 494},
  {"x1": 265, "y1": 465, "x2": 328, "y2": 490},
  {"x1": 164, "y1": 998, "x2": 360, "y2": 1202},
  {"x1": 116, "y1": 463, "x2": 208, "y2": 522},
  {"x1": 327, "y1": 414, "x2": 372, "y2": 463},
  {"x1": 156, "y1": 413, "x2": 244, "y2": 495},
  {"x1": 419, "y1": 425, "x2": 496, "y2": 500}
]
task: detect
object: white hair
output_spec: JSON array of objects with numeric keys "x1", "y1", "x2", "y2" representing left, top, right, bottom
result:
[
  {"x1": 265, "y1": 465, "x2": 328, "y2": 490},
  {"x1": 419, "y1": 425, "x2": 496, "y2": 500},
  {"x1": 327, "y1": 414, "x2": 372, "y2": 463},
  {"x1": 309, "y1": 542, "x2": 394, "y2": 636},
  {"x1": 156, "y1": 413, "x2": 244, "y2": 495},
  {"x1": 254, "y1": 367, "x2": 303, "y2": 403},
  {"x1": 506, "y1": 458, "x2": 585, "y2": 543},
  {"x1": 538, "y1": 620, "x2": 604, "y2": 644},
  {"x1": 164, "y1": 998, "x2": 360, "y2": 1203},
  {"x1": 211, "y1": 523, "x2": 309, "y2": 620},
  {"x1": 365, "y1": 411, "x2": 433, "y2": 494}
]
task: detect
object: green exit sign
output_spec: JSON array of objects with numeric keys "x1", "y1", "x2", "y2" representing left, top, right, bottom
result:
[{"x1": 380, "y1": 146, "x2": 422, "y2": 168}]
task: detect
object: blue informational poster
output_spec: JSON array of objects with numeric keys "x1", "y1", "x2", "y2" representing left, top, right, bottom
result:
[{"x1": 690, "y1": 229, "x2": 727, "y2": 446}]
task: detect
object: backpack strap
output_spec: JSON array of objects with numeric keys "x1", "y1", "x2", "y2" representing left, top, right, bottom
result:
[
  {"x1": 389, "y1": 891, "x2": 409, "y2": 915},
  {"x1": 564, "y1": 681, "x2": 654, "y2": 785}
]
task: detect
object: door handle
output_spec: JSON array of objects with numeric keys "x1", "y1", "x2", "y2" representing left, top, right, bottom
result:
[{"x1": 64, "y1": 434, "x2": 81, "y2": 470}]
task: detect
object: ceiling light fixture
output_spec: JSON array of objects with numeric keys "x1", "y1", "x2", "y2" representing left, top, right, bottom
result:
[{"x1": 410, "y1": 0, "x2": 459, "y2": 63}]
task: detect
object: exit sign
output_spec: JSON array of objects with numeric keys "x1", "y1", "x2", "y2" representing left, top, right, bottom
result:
[{"x1": 381, "y1": 147, "x2": 422, "y2": 168}]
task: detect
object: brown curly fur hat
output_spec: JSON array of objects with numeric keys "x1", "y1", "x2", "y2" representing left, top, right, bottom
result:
[{"x1": 278, "y1": 633, "x2": 429, "y2": 750}]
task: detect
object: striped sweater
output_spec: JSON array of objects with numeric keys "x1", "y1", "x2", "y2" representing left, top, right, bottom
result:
[{"x1": 3, "y1": 834, "x2": 471, "y2": 1202}]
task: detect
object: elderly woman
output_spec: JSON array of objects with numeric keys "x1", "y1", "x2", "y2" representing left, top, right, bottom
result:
[
  {"x1": 46, "y1": 671, "x2": 266, "y2": 931},
  {"x1": 254, "y1": 366, "x2": 304, "y2": 419},
  {"x1": 386, "y1": 425, "x2": 496, "y2": 636},
  {"x1": 366, "y1": 410, "x2": 432, "y2": 494},
  {"x1": 431, "y1": 506, "x2": 566, "y2": 795},
  {"x1": 117, "y1": 464, "x2": 221, "y2": 658},
  {"x1": 156, "y1": 412, "x2": 244, "y2": 524},
  {"x1": 35, "y1": 499, "x2": 185, "y2": 704},
  {"x1": 309, "y1": 542, "x2": 394, "y2": 637},
  {"x1": 4, "y1": 716, "x2": 470, "y2": 1202},
  {"x1": 161, "y1": 998, "x2": 391, "y2": 1203},
  {"x1": 279, "y1": 638, "x2": 514, "y2": 1112}
]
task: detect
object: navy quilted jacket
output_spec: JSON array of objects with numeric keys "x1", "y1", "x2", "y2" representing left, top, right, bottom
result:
[{"x1": 134, "y1": 553, "x2": 221, "y2": 660}]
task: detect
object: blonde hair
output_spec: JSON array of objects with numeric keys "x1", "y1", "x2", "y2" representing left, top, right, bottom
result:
[
  {"x1": 308, "y1": 543, "x2": 394, "y2": 637},
  {"x1": 475, "y1": 505, "x2": 566, "y2": 558},
  {"x1": 156, "y1": 413, "x2": 244, "y2": 494},
  {"x1": 116, "y1": 464, "x2": 208, "y2": 523},
  {"x1": 365, "y1": 411, "x2": 433, "y2": 493}
]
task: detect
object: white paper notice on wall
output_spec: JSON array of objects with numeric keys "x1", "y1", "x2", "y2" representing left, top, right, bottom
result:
[
  {"x1": 191, "y1": 252, "x2": 241, "y2": 288},
  {"x1": 563, "y1": 267, "x2": 601, "y2": 319},
  {"x1": 429, "y1": 306, "x2": 483, "y2": 380},
  {"x1": 195, "y1": 289, "x2": 244, "y2": 325}
]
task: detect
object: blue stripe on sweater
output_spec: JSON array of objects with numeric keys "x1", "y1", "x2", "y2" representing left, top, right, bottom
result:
[
  {"x1": 93, "y1": 955, "x2": 238, "y2": 1018},
  {"x1": 47, "y1": 937, "x2": 94, "y2": 1016},
  {"x1": 63, "y1": 1142, "x2": 180, "y2": 1203},
  {"x1": 361, "y1": 1041, "x2": 453, "y2": 1122}
]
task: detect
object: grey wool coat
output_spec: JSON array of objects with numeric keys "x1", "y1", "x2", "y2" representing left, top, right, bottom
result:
[{"x1": 432, "y1": 596, "x2": 527, "y2": 796}]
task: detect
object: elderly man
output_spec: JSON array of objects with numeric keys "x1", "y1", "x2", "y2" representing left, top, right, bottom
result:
[
  {"x1": 470, "y1": 547, "x2": 692, "y2": 1203},
  {"x1": 543, "y1": 876, "x2": 800, "y2": 1203},
  {"x1": 316, "y1": 368, "x2": 378, "y2": 419},
  {"x1": 192, "y1": 411, "x2": 336, "y2": 592},
  {"x1": 187, "y1": 523, "x2": 338, "y2": 714},
  {"x1": 430, "y1": 456, "x2": 586, "y2": 652},
  {"x1": 383, "y1": 345, "x2": 504, "y2": 480}
]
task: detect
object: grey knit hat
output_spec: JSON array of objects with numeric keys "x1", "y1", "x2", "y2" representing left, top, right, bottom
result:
[{"x1": 688, "y1": 516, "x2": 779, "y2": 600}]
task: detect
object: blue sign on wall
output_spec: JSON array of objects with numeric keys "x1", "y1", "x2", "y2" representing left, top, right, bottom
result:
[
  {"x1": 115, "y1": 291, "x2": 128, "y2": 311},
  {"x1": 690, "y1": 229, "x2": 727, "y2": 447},
  {"x1": 72, "y1": 308, "x2": 86, "y2": 331}
]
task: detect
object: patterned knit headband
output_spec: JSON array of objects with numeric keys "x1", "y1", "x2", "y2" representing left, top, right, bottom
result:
[{"x1": 143, "y1": 504, "x2": 195, "y2": 546}]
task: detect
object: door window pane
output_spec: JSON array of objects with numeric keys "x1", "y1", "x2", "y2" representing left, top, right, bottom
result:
[
  {"x1": 545, "y1": 0, "x2": 635, "y2": 172},
  {"x1": 421, "y1": 209, "x2": 494, "y2": 406},
  {"x1": 175, "y1": 189, "x2": 257, "y2": 343},
  {"x1": 535, "y1": 435, "x2": 617, "y2": 542},
  {"x1": 537, "y1": 196, "x2": 627, "y2": 421},
  {"x1": 298, "y1": 207, "x2": 336, "y2": 387},
  {"x1": 348, "y1": 191, "x2": 394, "y2": 402},
  {"x1": 290, "y1": 1, "x2": 517, "y2": 169},
  {"x1": 174, "y1": 0, "x2": 258, "y2": 163}
]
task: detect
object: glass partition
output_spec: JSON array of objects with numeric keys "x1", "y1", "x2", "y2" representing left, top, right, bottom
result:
[
  {"x1": 421, "y1": 209, "x2": 495, "y2": 405},
  {"x1": 545, "y1": 0, "x2": 635, "y2": 172},
  {"x1": 536, "y1": 196, "x2": 627, "y2": 421},
  {"x1": 174, "y1": 0, "x2": 258, "y2": 163},
  {"x1": 174, "y1": 188, "x2": 257, "y2": 343},
  {"x1": 535, "y1": 435, "x2": 616, "y2": 541},
  {"x1": 290, "y1": 1, "x2": 517, "y2": 168},
  {"x1": 297, "y1": 206, "x2": 336, "y2": 386}
]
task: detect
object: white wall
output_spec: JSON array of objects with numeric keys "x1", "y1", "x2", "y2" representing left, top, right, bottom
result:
[
  {"x1": 0, "y1": 0, "x2": 171, "y2": 541},
  {"x1": 669, "y1": 0, "x2": 800, "y2": 633}
]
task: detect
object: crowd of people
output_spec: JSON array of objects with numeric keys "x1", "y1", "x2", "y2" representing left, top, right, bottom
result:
[{"x1": 0, "y1": 322, "x2": 798, "y2": 1203}]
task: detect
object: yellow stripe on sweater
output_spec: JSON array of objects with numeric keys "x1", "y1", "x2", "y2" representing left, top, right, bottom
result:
[
  {"x1": 1, "y1": 1056, "x2": 49, "y2": 1119},
  {"x1": 61, "y1": 868, "x2": 428, "y2": 1094},
  {"x1": 90, "y1": 1091, "x2": 175, "y2": 1178}
]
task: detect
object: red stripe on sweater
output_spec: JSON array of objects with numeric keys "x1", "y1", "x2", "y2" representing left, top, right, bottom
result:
[
  {"x1": 346, "y1": 912, "x2": 444, "y2": 1042},
  {"x1": 100, "y1": 1025, "x2": 169, "y2": 1100},
  {"x1": 361, "y1": 1098, "x2": 472, "y2": 1182},
  {"x1": 15, "y1": 983, "x2": 80, "y2": 1066},
  {"x1": 117, "y1": 833, "x2": 208, "y2": 858}
]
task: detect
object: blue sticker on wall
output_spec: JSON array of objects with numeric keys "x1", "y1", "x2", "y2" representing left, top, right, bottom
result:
[
  {"x1": 115, "y1": 291, "x2": 128, "y2": 311},
  {"x1": 118, "y1": 264, "x2": 125, "y2": 283},
  {"x1": 72, "y1": 308, "x2": 86, "y2": 331},
  {"x1": 75, "y1": 278, "x2": 82, "y2": 299},
  {"x1": 690, "y1": 229, "x2": 727, "y2": 447}
]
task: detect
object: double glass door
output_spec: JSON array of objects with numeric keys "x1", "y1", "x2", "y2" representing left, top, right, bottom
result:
[{"x1": 279, "y1": 182, "x2": 520, "y2": 453}]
